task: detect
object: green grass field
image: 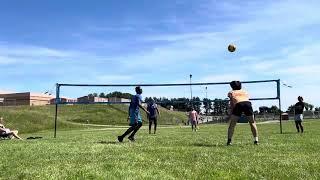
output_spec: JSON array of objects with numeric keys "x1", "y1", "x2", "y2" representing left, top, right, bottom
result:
[
  {"x1": 0, "y1": 104, "x2": 187, "y2": 133},
  {"x1": 1, "y1": 120, "x2": 320, "y2": 179}
]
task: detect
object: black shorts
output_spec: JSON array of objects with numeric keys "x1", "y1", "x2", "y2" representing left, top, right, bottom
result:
[
  {"x1": 232, "y1": 101, "x2": 253, "y2": 116},
  {"x1": 149, "y1": 117, "x2": 157, "y2": 123},
  {"x1": 129, "y1": 121, "x2": 142, "y2": 127}
]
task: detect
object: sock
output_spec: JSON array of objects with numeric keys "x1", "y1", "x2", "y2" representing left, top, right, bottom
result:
[{"x1": 254, "y1": 137, "x2": 258, "y2": 142}]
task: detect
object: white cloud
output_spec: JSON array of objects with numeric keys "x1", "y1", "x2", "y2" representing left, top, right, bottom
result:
[
  {"x1": 250, "y1": 61, "x2": 281, "y2": 72},
  {"x1": 0, "y1": 56, "x2": 17, "y2": 65},
  {"x1": 142, "y1": 32, "x2": 219, "y2": 42},
  {"x1": 278, "y1": 65, "x2": 320, "y2": 75},
  {"x1": 201, "y1": 74, "x2": 248, "y2": 82},
  {"x1": 88, "y1": 26, "x2": 135, "y2": 32},
  {"x1": 96, "y1": 75, "x2": 133, "y2": 83},
  {"x1": 239, "y1": 56, "x2": 259, "y2": 62},
  {"x1": 0, "y1": 44, "x2": 74, "y2": 58}
]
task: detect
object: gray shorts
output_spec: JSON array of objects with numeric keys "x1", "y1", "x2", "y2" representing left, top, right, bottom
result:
[{"x1": 294, "y1": 114, "x2": 303, "y2": 121}]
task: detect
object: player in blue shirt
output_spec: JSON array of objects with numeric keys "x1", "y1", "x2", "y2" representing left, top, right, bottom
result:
[{"x1": 118, "y1": 86, "x2": 149, "y2": 142}]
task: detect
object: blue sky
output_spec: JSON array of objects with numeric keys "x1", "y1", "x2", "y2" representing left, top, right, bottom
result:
[{"x1": 0, "y1": 0, "x2": 319, "y2": 110}]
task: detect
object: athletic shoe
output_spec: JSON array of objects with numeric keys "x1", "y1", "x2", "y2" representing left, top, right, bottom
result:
[
  {"x1": 254, "y1": 141, "x2": 258, "y2": 145},
  {"x1": 227, "y1": 139, "x2": 232, "y2": 146},
  {"x1": 117, "y1": 136, "x2": 123, "y2": 143},
  {"x1": 128, "y1": 136, "x2": 135, "y2": 142}
]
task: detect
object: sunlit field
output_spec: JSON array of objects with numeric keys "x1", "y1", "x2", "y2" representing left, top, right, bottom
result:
[{"x1": 1, "y1": 120, "x2": 319, "y2": 179}]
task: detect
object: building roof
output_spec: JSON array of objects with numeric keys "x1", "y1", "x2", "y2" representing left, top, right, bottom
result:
[
  {"x1": 0, "y1": 91, "x2": 71, "y2": 99},
  {"x1": 30, "y1": 92, "x2": 55, "y2": 98}
]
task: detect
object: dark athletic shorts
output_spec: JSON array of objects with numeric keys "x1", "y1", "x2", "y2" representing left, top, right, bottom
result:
[
  {"x1": 129, "y1": 121, "x2": 142, "y2": 127},
  {"x1": 149, "y1": 117, "x2": 157, "y2": 123},
  {"x1": 232, "y1": 101, "x2": 253, "y2": 116}
]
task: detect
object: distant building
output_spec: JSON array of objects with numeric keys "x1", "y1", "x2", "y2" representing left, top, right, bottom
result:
[
  {"x1": 0, "y1": 92, "x2": 55, "y2": 106},
  {"x1": 108, "y1": 97, "x2": 130, "y2": 103},
  {"x1": 49, "y1": 98, "x2": 77, "y2": 105},
  {"x1": 77, "y1": 96, "x2": 109, "y2": 104}
]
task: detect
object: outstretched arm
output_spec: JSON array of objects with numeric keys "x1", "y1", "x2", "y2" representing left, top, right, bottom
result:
[
  {"x1": 227, "y1": 93, "x2": 234, "y2": 115},
  {"x1": 156, "y1": 106, "x2": 160, "y2": 117},
  {"x1": 138, "y1": 101, "x2": 149, "y2": 115}
]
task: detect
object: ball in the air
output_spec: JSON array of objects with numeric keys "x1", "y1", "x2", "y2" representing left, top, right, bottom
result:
[{"x1": 228, "y1": 44, "x2": 236, "y2": 52}]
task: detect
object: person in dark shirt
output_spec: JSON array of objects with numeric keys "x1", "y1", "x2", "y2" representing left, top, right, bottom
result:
[
  {"x1": 294, "y1": 96, "x2": 305, "y2": 133},
  {"x1": 147, "y1": 99, "x2": 160, "y2": 134}
]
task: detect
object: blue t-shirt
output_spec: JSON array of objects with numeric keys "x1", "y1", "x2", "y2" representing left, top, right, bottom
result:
[{"x1": 129, "y1": 94, "x2": 142, "y2": 113}]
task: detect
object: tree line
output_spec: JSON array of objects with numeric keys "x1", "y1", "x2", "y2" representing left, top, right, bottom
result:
[
  {"x1": 88, "y1": 91, "x2": 319, "y2": 114},
  {"x1": 145, "y1": 96, "x2": 229, "y2": 115},
  {"x1": 287, "y1": 102, "x2": 317, "y2": 112},
  {"x1": 88, "y1": 91, "x2": 133, "y2": 99}
]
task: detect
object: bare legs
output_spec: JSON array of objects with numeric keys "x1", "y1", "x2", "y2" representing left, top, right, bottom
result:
[
  {"x1": 295, "y1": 121, "x2": 304, "y2": 133},
  {"x1": 191, "y1": 121, "x2": 197, "y2": 131},
  {"x1": 227, "y1": 115, "x2": 258, "y2": 145},
  {"x1": 9, "y1": 130, "x2": 23, "y2": 140}
]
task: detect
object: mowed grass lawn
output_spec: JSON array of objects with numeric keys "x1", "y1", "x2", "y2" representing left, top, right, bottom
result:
[{"x1": 1, "y1": 120, "x2": 320, "y2": 179}]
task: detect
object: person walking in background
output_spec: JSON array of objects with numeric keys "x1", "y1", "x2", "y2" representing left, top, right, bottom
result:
[
  {"x1": 294, "y1": 96, "x2": 305, "y2": 133},
  {"x1": 147, "y1": 99, "x2": 160, "y2": 134},
  {"x1": 189, "y1": 107, "x2": 198, "y2": 132}
]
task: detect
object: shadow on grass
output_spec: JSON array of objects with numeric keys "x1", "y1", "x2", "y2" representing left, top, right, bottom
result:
[
  {"x1": 96, "y1": 140, "x2": 118, "y2": 145},
  {"x1": 26, "y1": 136, "x2": 43, "y2": 140},
  {"x1": 279, "y1": 131, "x2": 300, "y2": 135},
  {"x1": 192, "y1": 142, "x2": 226, "y2": 147}
]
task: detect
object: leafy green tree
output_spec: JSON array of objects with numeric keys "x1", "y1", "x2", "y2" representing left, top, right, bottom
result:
[
  {"x1": 212, "y1": 98, "x2": 229, "y2": 115},
  {"x1": 270, "y1": 105, "x2": 279, "y2": 113},
  {"x1": 287, "y1": 102, "x2": 315, "y2": 112},
  {"x1": 203, "y1": 98, "x2": 213, "y2": 115},
  {"x1": 99, "y1": 93, "x2": 105, "y2": 98},
  {"x1": 105, "y1": 91, "x2": 133, "y2": 99}
]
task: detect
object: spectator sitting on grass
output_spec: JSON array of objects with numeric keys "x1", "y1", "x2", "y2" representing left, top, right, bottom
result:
[{"x1": 0, "y1": 117, "x2": 23, "y2": 140}]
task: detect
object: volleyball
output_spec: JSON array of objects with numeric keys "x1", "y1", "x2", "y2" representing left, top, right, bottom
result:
[{"x1": 228, "y1": 44, "x2": 236, "y2": 52}]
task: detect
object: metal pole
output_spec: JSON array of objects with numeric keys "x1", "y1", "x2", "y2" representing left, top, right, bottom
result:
[
  {"x1": 189, "y1": 74, "x2": 193, "y2": 100},
  {"x1": 205, "y1": 86, "x2": 208, "y2": 122},
  {"x1": 54, "y1": 83, "x2": 60, "y2": 138},
  {"x1": 277, "y1": 80, "x2": 283, "y2": 134}
]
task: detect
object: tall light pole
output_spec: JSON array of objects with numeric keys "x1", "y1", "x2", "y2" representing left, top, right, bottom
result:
[
  {"x1": 189, "y1": 74, "x2": 193, "y2": 106},
  {"x1": 205, "y1": 86, "x2": 208, "y2": 122}
]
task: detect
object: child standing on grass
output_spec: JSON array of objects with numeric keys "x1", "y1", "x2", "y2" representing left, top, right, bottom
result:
[
  {"x1": 118, "y1": 86, "x2": 149, "y2": 142},
  {"x1": 189, "y1": 107, "x2": 198, "y2": 131},
  {"x1": 226, "y1": 81, "x2": 258, "y2": 145},
  {"x1": 294, "y1": 96, "x2": 305, "y2": 133}
]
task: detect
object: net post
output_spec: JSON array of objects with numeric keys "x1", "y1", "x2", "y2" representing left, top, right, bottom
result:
[
  {"x1": 54, "y1": 83, "x2": 60, "y2": 138},
  {"x1": 277, "y1": 79, "x2": 283, "y2": 134}
]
